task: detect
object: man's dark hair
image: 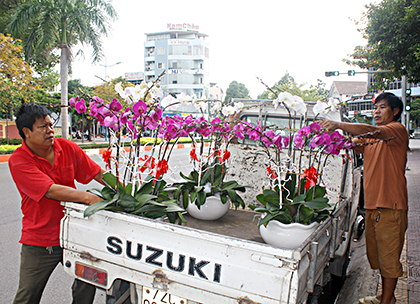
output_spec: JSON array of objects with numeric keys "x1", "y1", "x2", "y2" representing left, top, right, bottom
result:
[
  {"x1": 15, "y1": 104, "x2": 52, "y2": 139},
  {"x1": 374, "y1": 92, "x2": 403, "y2": 121}
]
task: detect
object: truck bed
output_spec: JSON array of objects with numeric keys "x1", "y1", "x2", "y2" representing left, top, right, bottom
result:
[{"x1": 60, "y1": 198, "x2": 355, "y2": 304}]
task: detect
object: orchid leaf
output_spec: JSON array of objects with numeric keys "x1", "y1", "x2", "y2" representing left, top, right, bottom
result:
[{"x1": 84, "y1": 195, "x2": 118, "y2": 218}]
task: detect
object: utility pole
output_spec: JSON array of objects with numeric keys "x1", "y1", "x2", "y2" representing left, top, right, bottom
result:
[{"x1": 402, "y1": 75, "x2": 406, "y2": 128}]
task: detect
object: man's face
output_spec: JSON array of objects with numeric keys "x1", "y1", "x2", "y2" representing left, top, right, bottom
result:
[
  {"x1": 373, "y1": 99, "x2": 399, "y2": 126},
  {"x1": 24, "y1": 115, "x2": 55, "y2": 148}
]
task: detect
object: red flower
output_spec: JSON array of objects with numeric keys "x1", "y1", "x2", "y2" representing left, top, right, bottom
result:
[
  {"x1": 217, "y1": 149, "x2": 231, "y2": 163},
  {"x1": 302, "y1": 166, "x2": 318, "y2": 190},
  {"x1": 190, "y1": 148, "x2": 199, "y2": 162},
  {"x1": 139, "y1": 155, "x2": 156, "y2": 173},
  {"x1": 266, "y1": 166, "x2": 277, "y2": 179},
  {"x1": 154, "y1": 159, "x2": 168, "y2": 179},
  {"x1": 102, "y1": 148, "x2": 112, "y2": 169}
]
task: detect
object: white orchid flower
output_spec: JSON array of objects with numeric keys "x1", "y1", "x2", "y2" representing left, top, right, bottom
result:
[
  {"x1": 280, "y1": 93, "x2": 306, "y2": 115},
  {"x1": 222, "y1": 105, "x2": 235, "y2": 117},
  {"x1": 327, "y1": 98, "x2": 340, "y2": 111},
  {"x1": 234, "y1": 102, "x2": 244, "y2": 113},
  {"x1": 292, "y1": 95, "x2": 307, "y2": 115},
  {"x1": 150, "y1": 86, "x2": 163, "y2": 100},
  {"x1": 160, "y1": 95, "x2": 179, "y2": 110},
  {"x1": 194, "y1": 101, "x2": 207, "y2": 112},
  {"x1": 211, "y1": 101, "x2": 222, "y2": 114},
  {"x1": 276, "y1": 92, "x2": 294, "y2": 110},
  {"x1": 313, "y1": 100, "x2": 329, "y2": 117},
  {"x1": 176, "y1": 92, "x2": 191, "y2": 105},
  {"x1": 115, "y1": 82, "x2": 128, "y2": 99}
]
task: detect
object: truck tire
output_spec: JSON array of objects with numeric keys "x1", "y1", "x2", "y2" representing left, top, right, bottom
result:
[{"x1": 106, "y1": 279, "x2": 131, "y2": 304}]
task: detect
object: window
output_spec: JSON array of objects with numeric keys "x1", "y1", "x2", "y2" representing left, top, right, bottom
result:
[
  {"x1": 169, "y1": 45, "x2": 192, "y2": 55},
  {"x1": 157, "y1": 47, "x2": 165, "y2": 55},
  {"x1": 158, "y1": 62, "x2": 165, "y2": 69}
]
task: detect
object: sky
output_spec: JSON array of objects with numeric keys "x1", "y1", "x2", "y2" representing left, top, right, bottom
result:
[{"x1": 70, "y1": 0, "x2": 374, "y2": 99}]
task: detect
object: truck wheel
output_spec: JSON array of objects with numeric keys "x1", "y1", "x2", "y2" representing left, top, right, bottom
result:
[{"x1": 106, "y1": 279, "x2": 131, "y2": 304}]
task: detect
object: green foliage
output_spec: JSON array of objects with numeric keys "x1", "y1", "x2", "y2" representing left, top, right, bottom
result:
[
  {"x1": 258, "y1": 72, "x2": 329, "y2": 101},
  {"x1": 0, "y1": 33, "x2": 35, "y2": 118},
  {"x1": 410, "y1": 98, "x2": 420, "y2": 123},
  {"x1": 224, "y1": 81, "x2": 251, "y2": 102},
  {"x1": 351, "y1": 113, "x2": 374, "y2": 124},
  {"x1": 0, "y1": 138, "x2": 22, "y2": 145},
  {"x1": 249, "y1": 173, "x2": 333, "y2": 225},
  {"x1": 68, "y1": 79, "x2": 93, "y2": 96},
  {"x1": 84, "y1": 173, "x2": 186, "y2": 224},
  {"x1": 176, "y1": 162, "x2": 247, "y2": 210},
  {"x1": 0, "y1": 0, "x2": 25, "y2": 34},
  {"x1": 344, "y1": 0, "x2": 420, "y2": 85}
]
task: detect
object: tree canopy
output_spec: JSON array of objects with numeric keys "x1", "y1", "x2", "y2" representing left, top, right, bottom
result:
[
  {"x1": 344, "y1": 0, "x2": 420, "y2": 85},
  {"x1": 224, "y1": 81, "x2": 250, "y2": 103},
  {"x1": 0, "y1": 33, "x2": 35, "y2": 118},
  {"x1": 7, "y1": 0, "x2": 118, "y2": 139},
  {"x1": 257, "y1": 72, "x2": 329, "y2": 101}
]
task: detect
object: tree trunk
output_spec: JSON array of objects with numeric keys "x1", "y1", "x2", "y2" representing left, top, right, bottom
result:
[{"x1": 60, "y1": 46, "x2": 69, "y2": 139}]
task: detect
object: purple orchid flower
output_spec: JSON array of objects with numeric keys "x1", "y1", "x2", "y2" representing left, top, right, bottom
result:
[
  {"x1": 109, "y1": 98, "x2": 122, "y2": 113},
  {"x1": 75, "y1": 99, "x2": 87, "y2": 114},
  {"x1": 309, "y1": 121, "x2": 321, "y2": 134}
]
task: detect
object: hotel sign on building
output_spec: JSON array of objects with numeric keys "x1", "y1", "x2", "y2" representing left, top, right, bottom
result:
[{"x1": 167, "y1": 23, "x2": 199, "y2": 31}]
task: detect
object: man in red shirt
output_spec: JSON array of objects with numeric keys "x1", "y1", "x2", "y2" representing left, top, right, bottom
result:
[
  {"x1": 9, "y1": 104, "x2": 105, "y2": 304},
  {"x1": 320, "y1": 92, "x2": 408, "y2": 304}
]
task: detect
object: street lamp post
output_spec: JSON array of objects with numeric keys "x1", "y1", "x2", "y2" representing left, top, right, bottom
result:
[{"x1": 99, "y1": 60, "x2": 122, "y2": 81}]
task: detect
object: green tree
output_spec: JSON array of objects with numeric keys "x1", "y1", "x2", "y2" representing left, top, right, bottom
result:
[
  {"x1": 0, "y1": 33, "x2": 36, "y2": 142},
  {"x1": 410, "y1": 98, "x2": 420, "y2": 126},
  {"x1": 258, "y1": 72, "x2": 329, "y2": 102},
  {"x1": 0, "y1": 0, "x2": 25, "y2": 33},
  {"x1": 7, "y1": 0, "x2": 118, "y2": 139},
  {"x1": 224, "y1": 81, "x2": 250, "y2": 103},
  {"x1": 344, "y1": 0, "x2": 420, "y2": 85}
]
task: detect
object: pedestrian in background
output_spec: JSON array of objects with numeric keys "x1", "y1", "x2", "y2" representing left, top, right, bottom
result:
[
  {"x1": 9, "y1": 104, "x2": 105, "y2": 304},
  {"x1": 320, "y1": 92, "x2": 408, "y2": 304}
]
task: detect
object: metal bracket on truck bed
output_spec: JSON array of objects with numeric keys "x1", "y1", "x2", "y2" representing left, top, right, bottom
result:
[{"x1": 152, "y1": 269, "x2": 171, "y2": 291}]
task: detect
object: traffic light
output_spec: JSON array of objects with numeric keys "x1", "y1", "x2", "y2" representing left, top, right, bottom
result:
[
  {"x1": 348, "y1": 70, "x2": 356, "y2": 76},
  {"x1": 325, "y1": 71, "x2": 340, "y2": 77},
  {"x1": 405, "y1": 88, "x2": 412, "y2": 97},
  {"x1": 406, "y1": 97, "x2": 411, "y2": 111}
]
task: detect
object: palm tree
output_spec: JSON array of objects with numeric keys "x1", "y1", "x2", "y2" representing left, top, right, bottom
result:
[{"x1": 7, "y1": 0, "x2": 117, "y2": 139}]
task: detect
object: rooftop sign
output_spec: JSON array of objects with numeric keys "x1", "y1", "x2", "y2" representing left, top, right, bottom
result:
[{"x1": 167, "y1": 23, "x2": 199, "y2": 31}]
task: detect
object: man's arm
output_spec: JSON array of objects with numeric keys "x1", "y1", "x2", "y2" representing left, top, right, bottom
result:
[
  {"x1": 45, "y1": 184, "x2": 104, "y2": 205},
  {"x1": 94, "y1": 168, "x2": 106, "y2": 186},
  {"x1": 319, "y1": 120, "x2": 380, "y2": 136}
]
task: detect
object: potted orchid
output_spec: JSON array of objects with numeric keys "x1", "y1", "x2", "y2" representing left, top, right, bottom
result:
[
  {"x1": 158, "y1": 98, "x2": 248, "y2": 220},
  {"x1": 69, "y1": 75, "x2": 188, "y2": 224},
  {"x1": 237, "y1": 87, "x2": 354, "y2": 248}
]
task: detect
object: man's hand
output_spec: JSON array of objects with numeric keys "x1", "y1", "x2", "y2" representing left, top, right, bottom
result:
[{"x1": 319, "y1": 119, "x2": 341, "y2": 131}]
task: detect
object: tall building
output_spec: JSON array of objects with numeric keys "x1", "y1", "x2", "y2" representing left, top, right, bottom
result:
[{"x1": 144, "y1": 24, "x2": 210, "y2": 100}]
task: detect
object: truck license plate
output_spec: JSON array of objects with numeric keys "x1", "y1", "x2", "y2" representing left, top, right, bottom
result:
[{"x1": 142, "y1": 287, "x2": 187, "y2": 304}]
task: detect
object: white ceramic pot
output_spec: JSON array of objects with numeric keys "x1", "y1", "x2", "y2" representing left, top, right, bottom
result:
[
  {"x1": 259, "y1": 220, "x2": 319, "y2": 249},
  {"x1": 187, "y1": 195, "x2": 229, "y2": 220}
]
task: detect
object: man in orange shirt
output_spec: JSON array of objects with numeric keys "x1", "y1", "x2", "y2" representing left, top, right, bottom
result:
[{"x1": 320, "y1": 92, "x2": 408, "y2": 304}]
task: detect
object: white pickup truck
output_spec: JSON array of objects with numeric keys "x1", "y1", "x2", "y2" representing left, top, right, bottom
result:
[{"x1": 60, "y1": 100, "x2": 363, "y2": 304}]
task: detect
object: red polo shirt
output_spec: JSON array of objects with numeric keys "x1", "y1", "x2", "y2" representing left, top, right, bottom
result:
[{"x1": 9, "y1": 138, "x2": 101, "y2": 246}]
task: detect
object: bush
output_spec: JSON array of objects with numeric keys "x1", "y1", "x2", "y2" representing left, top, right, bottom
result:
[{"x1": 0, "y1": 138, "x2": 22, "y2": 145}]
